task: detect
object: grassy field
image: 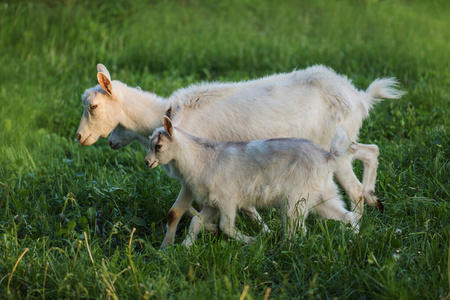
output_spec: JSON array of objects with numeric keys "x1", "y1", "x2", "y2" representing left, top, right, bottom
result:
[{"x1": 0, "y1": 0, "x2": 449, "y2": 298}]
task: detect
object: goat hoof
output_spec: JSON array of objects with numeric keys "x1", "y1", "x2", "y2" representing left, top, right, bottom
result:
[
  {"x1": 375, "y1": 197, "x2": 384, "y2": 213},
  {"x1": 205, "y1": 224, "x2": 219, "y2": 234}
]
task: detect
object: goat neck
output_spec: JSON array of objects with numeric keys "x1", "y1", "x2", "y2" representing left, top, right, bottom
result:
[
  {"x1": 171, "y1": 127, "x2": 218, "y2": 188},
  {"x1": 116, "y1": 82, "x2": 169, "y2": 137}
]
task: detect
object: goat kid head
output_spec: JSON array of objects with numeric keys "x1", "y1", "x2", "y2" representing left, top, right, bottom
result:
[
  {"x1": 145, "y1": 116, "x2": 176, "y2": 169},
  {"x1": 76, "y1": 64, "x2": 123, "y2": 146},
  {"x1": 108, "y1": 124, "x2": 140, "y2": 150}
]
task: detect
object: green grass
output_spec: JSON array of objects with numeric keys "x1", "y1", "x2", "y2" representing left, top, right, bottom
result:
[{"x1": 1, "y1": 0, "x2": 449, "y2": 298}]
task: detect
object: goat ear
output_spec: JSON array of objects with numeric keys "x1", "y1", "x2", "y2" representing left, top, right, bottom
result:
[
  {"x1": 97, "y1": 64, "x2": 111, "y2": 81},
  {"x1": 163, "y1": 116, "x2": 174, "y2": 138},
  {"x1": 97, "y1": 64, "x2": 113, "y2": 96},
  {"x1": 97, "y1": 72, "x2": 113, "y2": 96}
]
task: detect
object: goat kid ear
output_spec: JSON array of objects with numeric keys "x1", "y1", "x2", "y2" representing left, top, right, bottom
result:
[{"x1": 162, "y1": 116, "x2": 174, "y2": 138}]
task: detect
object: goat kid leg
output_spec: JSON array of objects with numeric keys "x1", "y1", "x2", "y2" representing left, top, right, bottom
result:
[
  {"x1": 241, "y1": 207, "x2": 271, "y2": 233},
  {"x1": 161, "y1": 185, "x2": 195, "y2": 248},
  {"x1": 314, "y1": 182, "x2": 359, "y2": 232},
  {"x1": 219, "y1": 203, "x2": 254, "y2": 244},
  {"x1": 182, "y1": 206, "x2": 219, "y2": 248},
  {"x1": 353, "y1": 143, "x2": 384, "y2": 212},
  {"x1": 187, "y1": 206, "x2": 218, "y2": 233},
  {"x1": 283, "y1": 196, "x2": 309, "y2": 239}
]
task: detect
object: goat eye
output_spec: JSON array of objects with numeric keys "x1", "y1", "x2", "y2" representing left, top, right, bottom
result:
[
  {"x1": 90, "y1": 104, "x2": 98, "y2": 110},
  {"x1": 155, "y1": 144, "x2": 162, "y2": 152}
]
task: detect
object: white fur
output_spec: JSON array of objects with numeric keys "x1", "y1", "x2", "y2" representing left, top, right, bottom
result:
[
  {"x1": 146, "y1": 120, "x2": 358, "y2": 246},
  {"x1": 109, "y1": 124, "x2": 271, "y2": 234},
  {"x1": 76, "y1": 64, "x2": 404, "y2": 247}
]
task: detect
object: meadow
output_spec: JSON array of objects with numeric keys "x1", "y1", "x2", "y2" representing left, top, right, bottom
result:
[{"x1": 0, "y1": 0, "x2": 449, "y2": 298}]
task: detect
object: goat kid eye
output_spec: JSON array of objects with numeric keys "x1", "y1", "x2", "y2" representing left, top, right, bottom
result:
[
  {"x1": 89, "y1": 104, "x2": 98, "y2": 110},
  {"x1": 155, "y1": 144, "x2": 162, "y2": 152}
]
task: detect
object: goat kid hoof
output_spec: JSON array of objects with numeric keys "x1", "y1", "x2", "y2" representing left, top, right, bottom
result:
[
  {"x1": 245, "y1": 237, "x2": 256, "y2": 245},
  {"x1": 159, "y1": 242, "x2": 172, "y2": 250},
  {"x1": 205, "y1": 223, "x2": 219, "y2": 233}
]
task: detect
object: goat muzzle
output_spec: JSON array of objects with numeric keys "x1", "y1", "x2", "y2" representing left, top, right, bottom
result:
[{"x1": 145, "y1": 160, "x2": 156, "y2": 168}]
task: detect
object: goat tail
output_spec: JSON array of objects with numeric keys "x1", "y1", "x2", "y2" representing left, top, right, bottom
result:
[
  {"x1": 329, "y1": 126, "x2": 350, "y2": 160},
  {"x1": 365, "y1": 77, "x2": 405, "y2": 105}
]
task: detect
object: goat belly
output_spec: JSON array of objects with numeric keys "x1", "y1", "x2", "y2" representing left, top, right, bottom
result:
[{"x1": 232, "y1": 176, "x2": 287, "y2": 209}]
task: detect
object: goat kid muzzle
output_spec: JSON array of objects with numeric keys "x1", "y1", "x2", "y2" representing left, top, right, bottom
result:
[{"x1": 109, "y1": 140, "x2": 120, "y2": 150}]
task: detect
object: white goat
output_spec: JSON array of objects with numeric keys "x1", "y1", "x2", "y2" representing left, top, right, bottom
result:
[
  {"x1": 76, "y1": 64, "x2": 404, "y2": 247},
  {"x1": 145, "y1": 117, "x2": 357, "y2": 246}
]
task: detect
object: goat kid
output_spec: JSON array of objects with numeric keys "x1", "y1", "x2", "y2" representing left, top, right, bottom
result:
[
  {"x1": 110, "y1": 123, "x2": 271, "y2": 234},
  {"x1": 145, "y1": 117, "x2": 358, "y2": 246}
]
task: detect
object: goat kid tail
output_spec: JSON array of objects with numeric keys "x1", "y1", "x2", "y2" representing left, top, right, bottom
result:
[
  {"x1": 365, "y1": 77, "x2": 405, "y2": 106},
  {"x1": 329, "y1": 126, "x2": 350, "y2": 161}
]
